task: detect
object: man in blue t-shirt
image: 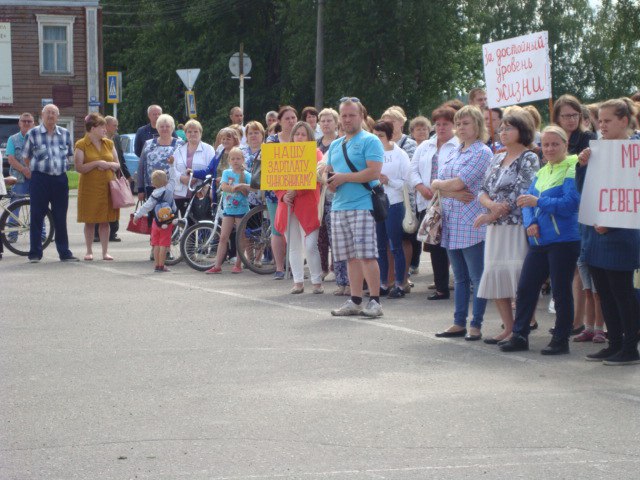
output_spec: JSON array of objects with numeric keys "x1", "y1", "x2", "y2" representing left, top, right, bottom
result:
[{"x1": 325, "y1": 98, "x2": 384, "y2": 317}]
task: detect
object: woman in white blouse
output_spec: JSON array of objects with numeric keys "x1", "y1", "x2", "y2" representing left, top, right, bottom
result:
[
  {"x1": 372, "y1": 120, "x2": 411, "y2": 299},
  {"x1": 171, "y1": 119, "x2": 217, "y2": 218},
  {"x1": 410, "y1": 106, "x2": 462, "y2": 300}
]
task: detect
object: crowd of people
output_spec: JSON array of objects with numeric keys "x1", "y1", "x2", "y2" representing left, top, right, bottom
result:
[{"x1": 3, "y1": 89, "x2": 640, "y2": 365}]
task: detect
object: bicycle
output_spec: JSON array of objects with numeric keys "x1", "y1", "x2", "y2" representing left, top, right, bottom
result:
[
  {"x1": 0, "y1": 192, "x2": 55, "y2": 256},
  {"x1": 235, "y1": 202, "x2": 276, "y2": 275},
  {"x1": 165, "y1": 173, "x2": 215, "y2": 266},
  {"x1": 180, "y1": 193, "x2": 225, "y2": 271}
]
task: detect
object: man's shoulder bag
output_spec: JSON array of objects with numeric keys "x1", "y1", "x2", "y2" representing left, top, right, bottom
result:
[{"x1": 341, "y1": 141, "x2": 388, "y2": 222}]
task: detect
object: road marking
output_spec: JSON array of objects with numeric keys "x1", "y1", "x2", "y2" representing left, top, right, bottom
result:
[{"x1": 80, "y1": 263, "x2": 539, "y2": 366}]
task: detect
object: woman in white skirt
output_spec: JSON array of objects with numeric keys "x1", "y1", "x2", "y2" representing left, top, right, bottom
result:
[{"x1": 474, "y1": 108, "x2": 540, "y2": 343}]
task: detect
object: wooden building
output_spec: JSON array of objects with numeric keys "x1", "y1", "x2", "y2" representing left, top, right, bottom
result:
[{"x1": 0, "y1": 0, "x2": 102, "y2": 142}]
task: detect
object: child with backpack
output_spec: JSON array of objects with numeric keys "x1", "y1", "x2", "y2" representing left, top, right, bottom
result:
[{"x1": 133, "y1": 167, "x2": 178, "y2": 272}]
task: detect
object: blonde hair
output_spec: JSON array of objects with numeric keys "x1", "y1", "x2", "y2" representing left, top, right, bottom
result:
[
  {"x1": 382, "y1": 106, "x2": 407, "y2": 124},
  {"x1": 522, "y1": 105, "x2": 542, "y2": 130},
  {"x1": 184, "y1": 119, "x2": 203, "y2": 134},
  {"x1": 151, "y1": 169, "x2": 168, "y2": 188},
  {"x1": 542, "y1": 125, "x2": 568, "y2": 144},
  {"x1": 454, "y1": 105, "x2": 488, "y2": 142},
  {"x1": 156, "y1": 114, "x2": 175, "y2": 131},
  {"x1": 228, "y1": 147, "x2": 246, "y2": 183},
  {"x1": 217, "y1": 127, "x2": 241, "y2": 148},
  {"x1": 245, "y1": 120, "x2": 265, "y2": 138},
  {"x1": 318, "y1": 108, "x2": 339, "y2": 124}
]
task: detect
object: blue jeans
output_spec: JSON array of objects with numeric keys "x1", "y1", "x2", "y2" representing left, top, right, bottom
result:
[
  {"x1": 447, "y1": 242, "x2": 487, "y2": 329},
  {"x1": 29, "y1": 171, "x2": 73, "y2": 260},
  {"x1": 376, "y1": 202, "x2": 405, "y2": 287}
]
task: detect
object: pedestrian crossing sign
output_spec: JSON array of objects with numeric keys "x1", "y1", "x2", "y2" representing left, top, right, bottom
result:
[
  {"x1": 185, "y1": 90, "x2": 197, "y2": 118},
  {"x1": 106, "y1": 71, "x2": 121, "y2": 104}
]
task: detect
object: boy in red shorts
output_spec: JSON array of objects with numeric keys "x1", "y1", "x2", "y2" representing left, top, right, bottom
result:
[{"x1": 133, "y1": 169, "x2": 177, "y2": 272}]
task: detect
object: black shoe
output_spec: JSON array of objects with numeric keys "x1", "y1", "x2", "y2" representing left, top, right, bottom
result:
[
  {"x1": 380, "y1": 286, "x2": 389, "y2": 296},
  {"x1": 109, "y1": 236, "x2": 122, "y2": 242},
  {"x1": 428, "y1": 291, "x2": 450, "y2": 301},
  {"x1": 484, "y1": 338, "x2": 503, "y2": 345},
  {"x1": 500, "y1": 335, "x2": 529, "y2": 352},
  {"x1": 602, "y1": 350, "x2": 640, "y2": 366},
  {"x1": 435, "y1": 328, "x2": 467, "y2": 338},
  {"x1": 93, "y1": 237, "x2": 100, "y2": 243},
  {"x1": 465, "y1": 333, "x2": 482, "y2": 341},
  {"x1": 540, "y1": 337, "x2": 569, "y2": 355},
  {"x1": 529, "y1": 322, "x2": 538, "y2": 331},
  {"x1": 571, "y1": 325, "x2": 585, "y2": 336},
  {"x1": 60, "y1": 255, "x2": 80, "y2": 262},
  {"x1": 387, "y1": 286, "x2": 405, "y2": 299},
  {"x1": 585, "y1": 345, "x2": 622, "y2": 362}
]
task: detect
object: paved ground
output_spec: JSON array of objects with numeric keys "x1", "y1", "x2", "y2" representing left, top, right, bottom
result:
[{"x1": 1, "y1": 199, "x2": 639, "y2": 479}]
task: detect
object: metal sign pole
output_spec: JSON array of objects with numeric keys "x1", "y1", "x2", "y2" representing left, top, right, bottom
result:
[{"x1": 239, "y1": 43, "x2": 244, "y2": 114}]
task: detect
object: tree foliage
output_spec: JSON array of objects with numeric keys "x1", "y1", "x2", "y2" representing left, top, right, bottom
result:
[{"x1": 101, "y1": 0, "x2": 640, "y2": 139}]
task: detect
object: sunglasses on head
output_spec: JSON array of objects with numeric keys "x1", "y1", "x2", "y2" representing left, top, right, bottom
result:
[{"x1": 339, "y1": 97, "x2": 360, "y2": 103}]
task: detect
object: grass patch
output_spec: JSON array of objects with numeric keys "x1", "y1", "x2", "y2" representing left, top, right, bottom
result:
[{"x1": 67, "y1": 170, "x2": 79, "y2": 190}]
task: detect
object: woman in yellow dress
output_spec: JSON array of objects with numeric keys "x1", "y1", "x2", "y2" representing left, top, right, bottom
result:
[{"x1": 74, "y1": 113, "x2": 120, "y2": 261}]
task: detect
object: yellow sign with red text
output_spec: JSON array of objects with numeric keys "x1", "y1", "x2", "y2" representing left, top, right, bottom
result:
[{"x1": 260, "y1": 141, "x2": 317, "y2": 190}]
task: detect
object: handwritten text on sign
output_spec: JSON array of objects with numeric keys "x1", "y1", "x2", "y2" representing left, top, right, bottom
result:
[
  {"x1": 579, "y1": 140, "x2": 640, "y2": 229},
  {"x1": 261, "y1": 141, "x2": 317, "y2": 190},
  {"x1": 482, "y1": 31, "x2": 551, "y2": 108}
]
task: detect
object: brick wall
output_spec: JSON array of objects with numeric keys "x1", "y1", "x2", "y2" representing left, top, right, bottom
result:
[{"x1": 0, "y1": 6, "x2": 95, "y2": 142}]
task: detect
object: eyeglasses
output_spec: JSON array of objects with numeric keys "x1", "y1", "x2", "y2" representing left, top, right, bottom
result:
[
  {"x1": 339, "y1": 97, "x2": 360, "y2": 103},
  {"x1": 559, "y1": 113, "x2": 580, "y2": 120},
  {"x1": 498, "y1": 126, "x2": 516, "y2": 133},
  {"x1": 20, "y1": 119, "x2": 34, "y2": 123}
]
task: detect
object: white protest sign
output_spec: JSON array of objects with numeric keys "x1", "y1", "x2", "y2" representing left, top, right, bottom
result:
[
  {"x1": 482, "y1": 31, "x2": 551, "y2": 108},
  {"x1": 578, "y1": 140, "x2": 640, "y2": 229}
]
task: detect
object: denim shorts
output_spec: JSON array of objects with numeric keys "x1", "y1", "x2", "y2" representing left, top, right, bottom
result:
[{"x1": 577, "y1": 258, "x2": 596, "y2": 293}]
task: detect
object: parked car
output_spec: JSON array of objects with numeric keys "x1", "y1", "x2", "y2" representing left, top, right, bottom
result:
[
  {"x1": 1, "y1": 115, "x2": 21, "y2": 177},
  {"x1": 119, "y1": 133, "x2": 139, "y2": 182}
]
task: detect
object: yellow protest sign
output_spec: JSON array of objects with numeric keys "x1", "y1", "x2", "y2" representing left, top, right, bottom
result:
[{"x1": 260, "y1": 141, "x2": 318, "y2": 190}]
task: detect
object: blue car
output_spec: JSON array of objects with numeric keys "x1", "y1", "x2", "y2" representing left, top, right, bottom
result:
[{"x1": 119, "y1": 133, "x2": 139, "y2": 181}]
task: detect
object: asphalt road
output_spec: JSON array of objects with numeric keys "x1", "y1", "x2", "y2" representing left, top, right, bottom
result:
[{"x1": 1, "y1": 199, "x2": 639, "y2": 479}]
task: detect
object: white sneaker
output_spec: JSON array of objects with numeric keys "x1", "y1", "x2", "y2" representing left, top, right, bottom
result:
[
  {"x1": 331, "y1": 299, "x2": 362, "y2": 316},
  {"x1": 362, "y1": 299, "x2": 383, "y2": 318},
  {"x1": 548, "y1": 298, "x2": 556, "y2": 314}
]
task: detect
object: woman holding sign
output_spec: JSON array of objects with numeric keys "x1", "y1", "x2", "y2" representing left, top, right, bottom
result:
[
  {"x1": 274, "y1": 121, "x2": 324, "y2": 294},
  {"x1": 265, "y1": 106, "x2": 298, "y2": 279},
  {"x1": 578, "y1": 98, "x2": 640, "y2": 365}
]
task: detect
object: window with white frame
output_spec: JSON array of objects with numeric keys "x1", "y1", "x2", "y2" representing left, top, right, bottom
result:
[{"x1": 36, "y1": 15, "x2": 75, "y2": 76}]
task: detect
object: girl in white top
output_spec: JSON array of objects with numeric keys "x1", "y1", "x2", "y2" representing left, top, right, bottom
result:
[{"x1": 372, "y1": 120, "x2": 410, "y2": 299}]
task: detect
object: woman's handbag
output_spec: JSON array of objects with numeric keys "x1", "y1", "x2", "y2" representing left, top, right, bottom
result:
[
  {"x1": 249, "y1": 151, "x2": 262, "y2": 190},
  {"x1": 126, "y1": 201, "x2": 152, "y2": 235},
  {"x1": 417, "y1": 191, "x2": 442, "y2": 245},
  {"x1": 191, "y1": 184, "x2": 212, "y2": 221},
  {"x1": 109, "y1": 169, "x2": 135, "y2": 209},
  {"x1": 401, "y1": 185, "x2": 418, "y2": 233},
  {"x1": 341, "y1": 142, "x2": 388, "y2": 222}
]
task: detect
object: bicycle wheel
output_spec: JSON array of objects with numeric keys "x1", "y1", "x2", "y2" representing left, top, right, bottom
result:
[
  {"x1": 236, "y1": 204, "x2": 276, "y2": 275},
  {"x1": 164, "y1": 218, "x2": 186, "y2": 266},
  {"x1": 180, "y1": 222, "x2": 220, "y2": 271},
  {"x1": 0, "y1": 198, "x2": 55, "y2": 256}
]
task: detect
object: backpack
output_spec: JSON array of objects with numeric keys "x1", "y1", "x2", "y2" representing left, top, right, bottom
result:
[{"x1": 153, "y1": 191, "x2": 175, "y2": 227}]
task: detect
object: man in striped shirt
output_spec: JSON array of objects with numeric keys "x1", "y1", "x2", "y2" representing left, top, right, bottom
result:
[{"x1": 22, "y1": 104, "x2": 78, "y2": 263}]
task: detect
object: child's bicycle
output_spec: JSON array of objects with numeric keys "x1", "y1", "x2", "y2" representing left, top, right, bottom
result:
[
  {"x1": 164, "y1": 173, "x2": 215, "y2": 266},
  {"x1": 0, "y1": 192, "x2": 55, "y2": 256},
  {"x1": 235, "y1": 199, "x2": 276, "y2": 275}
]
